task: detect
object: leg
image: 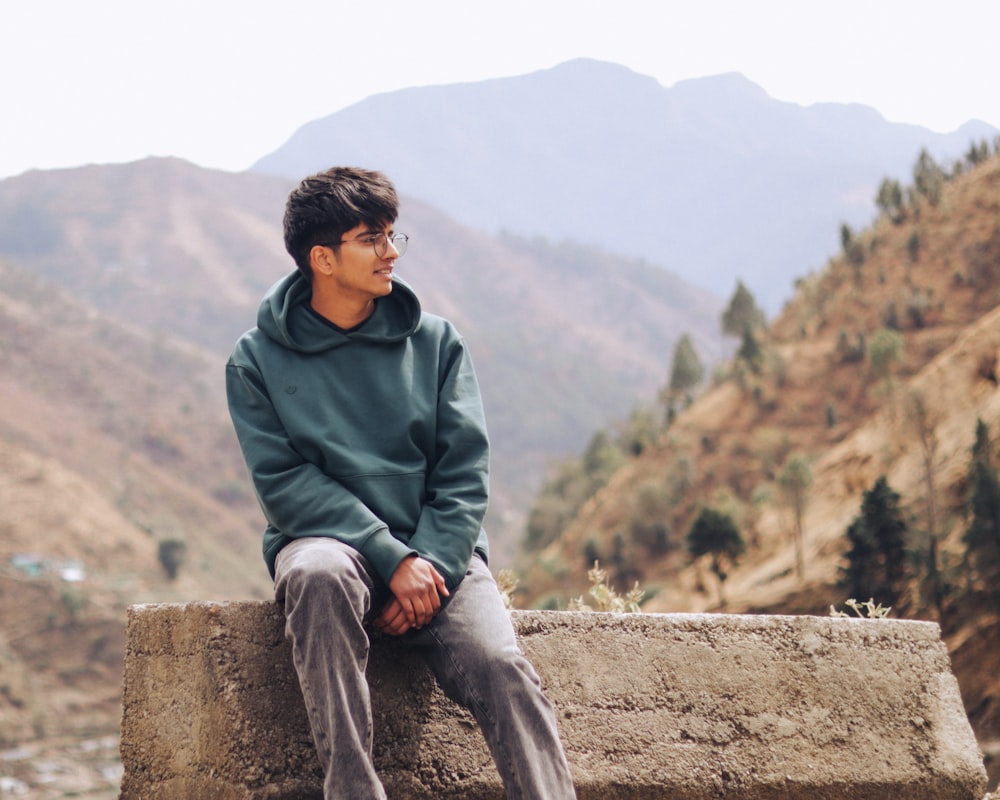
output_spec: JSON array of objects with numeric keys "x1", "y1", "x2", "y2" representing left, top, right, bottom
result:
[
  {"x1": 273, "y1": 537, "x2": 388, "y2": 800},
  {"x1": 410, "y1": 557, "x2": 577, "y2": 799}
]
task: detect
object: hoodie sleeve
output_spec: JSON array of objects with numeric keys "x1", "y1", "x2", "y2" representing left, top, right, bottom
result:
[
  {"x1": 226, "y1": 358, "x2": 417, "y2": 583},
  {"x1": 406, "y1": 334, "x2": 490, "y2": 588}
]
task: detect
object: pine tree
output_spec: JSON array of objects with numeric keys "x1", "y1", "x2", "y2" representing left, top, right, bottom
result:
[
  {"x1": 875, "y1": 177, "x2": 905, "y2": 224},
  {"x1": 736, "y1": 326, "x2": 764, "y2": 373},
  {"x1": 912, "y1": 148, "x2": 945, "y2": 206},
  {"x1": 839, "y1": 476, "x2": 908, "y2": 606},
  {"x1": 841, "y1": 515, "x2": 878, "y2": 602},
  {"x1": 964, "y1": 418, "x2": 1000, "y2": 581},
  {"x1": 666, "y1": 333, "x2": 705, "y2": 414},
  {"x1": 721, "y1": 280, "x2": 766, "y2": 338}
]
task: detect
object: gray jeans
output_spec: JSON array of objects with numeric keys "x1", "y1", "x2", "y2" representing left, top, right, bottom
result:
[{"x1": 274, "y1": 537, "x2": 577, "y2": 800}]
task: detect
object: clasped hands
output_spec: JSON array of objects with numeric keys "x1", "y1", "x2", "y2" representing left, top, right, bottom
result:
[{"x1": 374, "y1": 554, "x2": 449, "y2": 636}]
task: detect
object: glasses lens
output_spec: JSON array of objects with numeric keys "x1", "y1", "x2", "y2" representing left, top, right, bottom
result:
[{"x1": 372, "y1": 232, "x2": 408, "y2": 258}]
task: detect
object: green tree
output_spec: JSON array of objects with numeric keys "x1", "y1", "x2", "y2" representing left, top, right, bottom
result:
[
  {"x1": 839, "y1": 476, "x2": 907, "y2": 607},
  {"x1": 875, "y1": 177, "x2": 905, "y2": 224},
  {"x1": 839, "y1": 222, "x2": 866, "y2": 269},
  {"x1": 966, "y1": 139, "x2": 991, "y2": 167},
  {"x1": 686, "y1": 507, "x2": 746, "y2": 607},
  {"x1": 736, "y1": 326, "x2": 764, "y2": 374},
  {"x1": 834, "y1": 330, "x2": 866, "y2": 364},
  {"x1": 912, "y1": 148, "x2": 945, "y2": 206},
  {"x1": 778, "y1": 454, "x2": 813, "y2": 580},
  {"x1": 668, "y1": 333, "x2": 705, "y2": 403},
  {"x1": 721, "y1": 280, "x2": 766, "y2": 338},
  {"x1": 964, "y1": 419, "x2": 1000, "y2": 587},
  {"x1": 157, "y1": 538, "x2": 188, "y2": 581}
]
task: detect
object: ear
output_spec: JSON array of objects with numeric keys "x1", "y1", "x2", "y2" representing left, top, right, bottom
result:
[{"x1": 309, "y1": 244, "x2": 337, "y2": 277}]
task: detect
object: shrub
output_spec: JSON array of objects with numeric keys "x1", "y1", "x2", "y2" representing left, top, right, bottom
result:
[
  {"x1": 830, "y1": 598, "x2": 892, "y2": 618},
  {"x1": 568, "y1": 561, "x2": 645, "y2": 613},
  {"x1": 158, "y1": 538, "x2": 188, "y2": 581},
  {"x1": 834, "y1": 330, "x2": 866, "y2": 364},
  {"x1": 868, "y1": 328, "x2": 904, "y2": 383},
  {"x1": 686, "y1": 507, "x2": 746, "y2": 606}
]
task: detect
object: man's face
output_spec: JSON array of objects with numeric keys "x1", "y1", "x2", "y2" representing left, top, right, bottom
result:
[{"x1": 318, "y1": 221, "x2": 399, "y2": 303}]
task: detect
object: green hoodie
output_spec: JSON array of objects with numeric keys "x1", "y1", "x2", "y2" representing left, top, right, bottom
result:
[{"x1": 226, "y1": 271, "x2": 490, "y2": 589}]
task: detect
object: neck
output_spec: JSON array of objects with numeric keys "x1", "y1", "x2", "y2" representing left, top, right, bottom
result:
[{"x1": 310, "y1": 291, "x2": 375, "y2": 329}]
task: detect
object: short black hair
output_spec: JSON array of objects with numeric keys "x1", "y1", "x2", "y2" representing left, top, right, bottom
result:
[{"x1": 283, "y1": 167, "x2": 399, "y2": 282}]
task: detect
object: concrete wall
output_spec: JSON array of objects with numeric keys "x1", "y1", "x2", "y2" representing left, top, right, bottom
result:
[{"x1": 119, "y1": 602, "x2": 988, "y2": 799}]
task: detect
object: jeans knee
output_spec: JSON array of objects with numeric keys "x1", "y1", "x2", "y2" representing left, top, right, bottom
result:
[
  {"x1": 465, "y1": 639, "x2": 541, "y2": 700},
  {"x1": 275, "y1": 539, "x2": 372, "y2": 612}
]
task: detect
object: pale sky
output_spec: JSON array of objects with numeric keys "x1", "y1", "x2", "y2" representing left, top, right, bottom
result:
[{"x1": 2, "y1": 0, "x2": 998, "y2": 181}]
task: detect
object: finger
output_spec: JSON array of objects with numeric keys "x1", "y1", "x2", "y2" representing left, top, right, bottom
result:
[
  {"x1": 433, "y1": 568, "x2": 450, "y2": 598},
  {"x1": 402, "y1": 598, "x2": 419, "y2": 626},
  {"x1": 412, "y1": 595, "x2": 433, "y2": 626},
  {"x1": 378, "y1": 597, "x2": 399, "y2": 618},
  {"x1": 378, "y1": 618, "x2": 408, "y2": 636},
  {"x1": 379, "y1": 598, "x2": 405, "y2": 625},
  {"x1": 376, "y1": 605, "x2": 409, "y2": 636}
]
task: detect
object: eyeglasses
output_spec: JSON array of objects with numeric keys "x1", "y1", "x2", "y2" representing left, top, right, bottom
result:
[{"x1": 324, "y1": 231, "x2": 409, "y2": 259}]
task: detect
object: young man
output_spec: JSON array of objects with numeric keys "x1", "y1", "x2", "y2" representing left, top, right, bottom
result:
[{"x1": 226, "y1": 167, "x2": 576, "y2": 800}]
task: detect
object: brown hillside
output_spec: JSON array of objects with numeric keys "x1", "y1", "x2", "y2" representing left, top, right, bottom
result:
[
  {"x1": 0, "y1": 260, "x2": 268, "y2": 592},
  {"x1": 519, "y1": 153, "x2": 1000, "y2": 761},
  {"x1": 0, "y1": 158, "x2": 723, "y2": 553},
  {"x1": 0, "y1": 261, "x2": 272, "y2": 796}
]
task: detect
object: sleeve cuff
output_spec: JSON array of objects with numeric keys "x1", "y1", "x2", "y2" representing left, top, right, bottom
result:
[{"x1": 362, "y1": 528, "x2": 418, "y2": 585}]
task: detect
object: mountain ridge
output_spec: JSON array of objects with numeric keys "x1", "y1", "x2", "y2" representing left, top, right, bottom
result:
[{"x1": 251, "y1": 58, "x2": 998, "y2": 312}]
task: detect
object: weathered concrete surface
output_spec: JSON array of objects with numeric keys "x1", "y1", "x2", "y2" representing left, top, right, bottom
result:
[{"x1": 119, "y1": 602, "x2": 988, "y2": 799}]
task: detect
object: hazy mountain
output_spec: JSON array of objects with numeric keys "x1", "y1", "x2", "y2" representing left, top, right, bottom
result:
[
  {"x1": 0, "y1": 157, "x2": 722, "y2": 556},
  {"x1": 252, "y1": 58, "x2": 998, "y2": 312}
]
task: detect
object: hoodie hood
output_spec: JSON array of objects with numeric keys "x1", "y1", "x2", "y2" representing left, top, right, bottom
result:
[{"x1": 256, "y1": 270, "x2": 421, "y2": 353}]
